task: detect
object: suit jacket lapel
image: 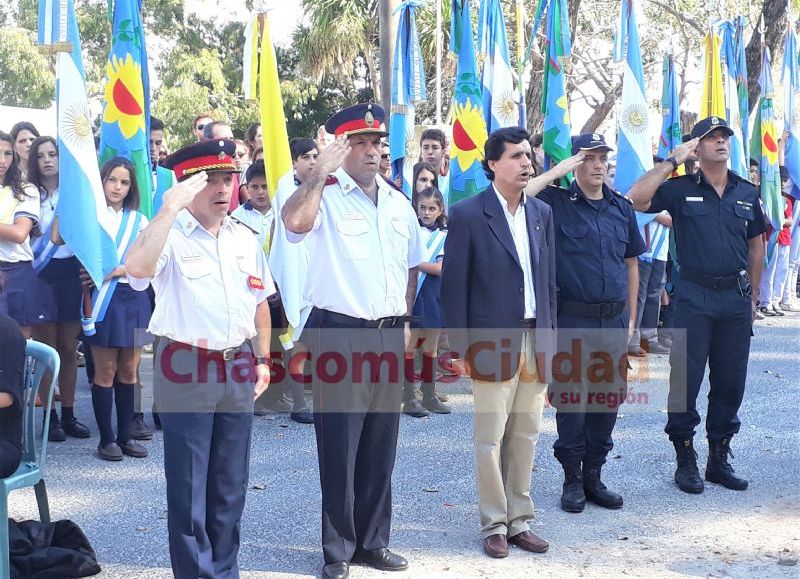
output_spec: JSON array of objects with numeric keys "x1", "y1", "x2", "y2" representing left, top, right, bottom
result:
[
  {"x1": 484, "y1": 187, "x2": 522, "y2": 269},
  {"x1": 525, "y1": 198, "x2": 542, "y2": 274}
]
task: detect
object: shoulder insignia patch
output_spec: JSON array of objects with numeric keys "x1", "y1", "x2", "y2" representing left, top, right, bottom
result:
[
  {"x1": 229, "y1": 215, "x2": 259, "y2": 235},
  {"x1": 325, "y1": 174, "x2": 339, "y2": 186}
]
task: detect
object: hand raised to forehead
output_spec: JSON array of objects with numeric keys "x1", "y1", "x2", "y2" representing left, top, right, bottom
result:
[
  {"x1": 315, "y1": 135, "x2": 351, "y2": 177},
  {"x1": 162, "y1": 171, "x2": 209, "y2": 212}
]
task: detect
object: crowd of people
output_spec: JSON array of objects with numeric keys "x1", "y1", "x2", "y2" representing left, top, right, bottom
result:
[{"x1": 0, "y1": 104, "x2": 795, "y2": 579}]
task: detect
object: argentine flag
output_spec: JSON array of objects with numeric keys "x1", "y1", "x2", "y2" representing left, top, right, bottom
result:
[
  {"x1": 721, "y1": 20, "x2": 748, "y2": 178},
  {"x1": 478, "y1": 0, "x2": 520, "y2": 132},
  {"x1": 40, "y1": 0, "x2": 118, "y2": 286},
  {"x1": 613, "y1": 0, "x2": 653, "y2": 195},
  {"x1": 782, "y1": 24, "x2": 800, "y2": 195}
]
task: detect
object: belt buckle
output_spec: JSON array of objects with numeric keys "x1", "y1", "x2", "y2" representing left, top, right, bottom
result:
[
  {"x1": 221, "y1": 347, "x2": 237, "y2": 361},
  {"x1": 601, "y1": 303, "x2": 612, "y2": 318},
  {"x1": 711, "y1": 276, "x2": 723, "y2": 289},
  {"x1": 377, "y1": 317, "x2": 393, "y2": 330}
]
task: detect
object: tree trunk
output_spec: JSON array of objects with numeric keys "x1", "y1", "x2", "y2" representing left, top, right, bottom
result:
[
  {"x1": 745, "y1": 0, "x2": 788, "y2": 113},
  {"x1": 580, "y1": 81, "x2": 622, "y2": 134}
]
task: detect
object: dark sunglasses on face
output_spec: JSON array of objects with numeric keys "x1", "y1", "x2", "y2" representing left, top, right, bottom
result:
[{"x1": 196, "y1": 123, "x2": 208, "y2": 131}]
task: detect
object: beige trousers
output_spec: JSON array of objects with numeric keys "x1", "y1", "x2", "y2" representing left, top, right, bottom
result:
[{"x1": 472, "y1": 330, "x2": 547, "y2": 538}]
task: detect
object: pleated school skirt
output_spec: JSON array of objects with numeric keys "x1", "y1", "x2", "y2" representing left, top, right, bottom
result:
[{"x1": 83, "y1": 283, "x2": 153, "y2": 348}]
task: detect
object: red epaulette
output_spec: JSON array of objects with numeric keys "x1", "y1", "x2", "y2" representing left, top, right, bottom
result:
[{"x1": 325, "y1": 174, "x2": 338, "y2": 186}]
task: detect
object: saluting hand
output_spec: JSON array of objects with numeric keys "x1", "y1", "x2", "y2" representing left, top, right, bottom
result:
[
  {"x1": 315, "y1": 135, "x2": 351, "y2": 178},
  {"x1": 671, "y1": 138, "x2": 699, "y2": 164},
  {"x1": 551, "y1": 151, "x2": 585, "y2": 180},
  {"x1": 162, "y1": 171, "x2": 209, "y2": 213}
]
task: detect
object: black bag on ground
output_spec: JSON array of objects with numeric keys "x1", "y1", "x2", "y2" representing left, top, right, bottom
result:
[{"x1": 9, "y1": 518, "x2": 101, "y2": 578}]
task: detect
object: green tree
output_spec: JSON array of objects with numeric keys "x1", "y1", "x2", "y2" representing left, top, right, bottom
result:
[{"x1": 0, "y1": 27, "x2": 55, "y2": 108}]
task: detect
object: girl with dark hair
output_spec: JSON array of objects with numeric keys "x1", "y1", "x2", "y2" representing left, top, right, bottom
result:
[
  {"x1": 10, "y1": 122, "x2": 40, "y2": 179},
  {"x1": 27, "y1": 136, "x2": 92, "y2": 441},
  {"x1": 412, "y1": 161, "x2": 437, "y2": 210},
  {"x1": 402, "y1": 186, "x2": 451, "y2": 417},
  {"x1": 0, "y1": 131, "x2": 47, "y2": 336},
  {"x1": 244, "y1": 122, "x2": 262, "y2": 158},
  {"x1": 69, "y1": 157, "x2": 152, "y2": 461}
]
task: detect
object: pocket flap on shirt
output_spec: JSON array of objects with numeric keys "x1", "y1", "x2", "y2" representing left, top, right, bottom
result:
[
  {"x1": 176, "y1": 257, "x2": 213, "y2": 279},
  {"x1": 336, "y1": 218, "x2": 369, "y2": 236},
  {"x1": 560, "y1": 223, "x2": 588, "y2": 238}
]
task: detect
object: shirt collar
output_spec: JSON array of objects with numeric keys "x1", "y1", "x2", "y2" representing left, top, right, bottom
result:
[
  {"x1": 177, "y1": 208, "x2": 236, "y2": 237},
  {"x1": 568, "y1": 180, "x2": 617, "y2": 205},
  {"x1": 335, "y1": 166, "x2": 396, "y2": 200},
  {"x1": 492, "y1": 184, "x2": 525, "y2": 216}
]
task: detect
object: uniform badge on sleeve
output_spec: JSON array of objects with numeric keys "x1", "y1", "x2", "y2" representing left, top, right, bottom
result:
[{"x1": 247, "y1": 276, "x2": 264, "y2": 290}]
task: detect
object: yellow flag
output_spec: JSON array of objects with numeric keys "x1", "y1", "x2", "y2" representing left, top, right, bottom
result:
[
  {"x1": 700, "y1": 31, "x2": 726, "y2": 119},
  {"x1": 258, "y1": 13, "x2": 293, "y2": 200}
]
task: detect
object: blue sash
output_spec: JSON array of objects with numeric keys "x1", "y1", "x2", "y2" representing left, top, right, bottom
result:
[
  {"x1": 416, "y1": 228, "x2": 446, "y2": 297},
  {"x1": 81, "y1": 209, "x2": 142, "y2": 335}
]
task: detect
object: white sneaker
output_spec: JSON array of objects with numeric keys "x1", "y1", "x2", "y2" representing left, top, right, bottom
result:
[{"x1": 779, "y1": 301, "x2": 798, "y2": 312}]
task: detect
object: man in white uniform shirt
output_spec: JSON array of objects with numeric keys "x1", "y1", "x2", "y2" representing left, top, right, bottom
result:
[
  {"x1": 283, "y1": 103, "x2": 424, "y2": 579},
  {"x1": 126, "y1": 139, "x2": 274, "y2": 579}
]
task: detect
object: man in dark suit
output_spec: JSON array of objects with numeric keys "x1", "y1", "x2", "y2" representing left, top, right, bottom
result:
[{"x1": 442, "y1": 127, "x2": 557, "y2": 559}]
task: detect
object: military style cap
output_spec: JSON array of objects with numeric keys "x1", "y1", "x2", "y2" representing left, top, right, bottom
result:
[
  {"x1": 690, "y1": 116, "x2": 734, "y2": 140},
  {"x1": 163, "y1": 139, "x2": 239, "y2": 182},
  {"x1": 571, "y1": 133, "x2": 614, "y2": 155},
  {"x1": 325, "y1": 103, "x2": 389, "y2": 137}
]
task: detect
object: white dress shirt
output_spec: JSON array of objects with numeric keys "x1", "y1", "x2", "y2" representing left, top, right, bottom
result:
[
  {"x1": 128, "y1": 209, "x2": 276, "y2": 350},
  {"x1": 31, "y1": 189, "x2": 74, "y2": 260},
  {"x1": 494, "y1": 186, "x2": 536, "y2": 318},
  {"x1": 109, "y1": 206, "x2": 149, "y2": 284},
  {"x1": 286, "y1": 167, "x2": 424, "y2": 320}
]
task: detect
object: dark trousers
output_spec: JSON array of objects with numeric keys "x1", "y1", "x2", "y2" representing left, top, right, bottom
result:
[
  {"x1": 630, "y1": 259, "x2": 667, "y2": 348},
  {"x1": 665, "y1": 280, "x2": 752, "y2": 441},
  {"x1": 552, "y1": 312, "x2": 628, "y2": 467},
  {"x1": 154, "y1": 339, "x2": 255, "y2": 579},
  {"x1": 306, "y1": 309, "x2": 403, "y2": 564},
  {"x1": 0, "y1": 441, "x2": 21, "y2": 478}
]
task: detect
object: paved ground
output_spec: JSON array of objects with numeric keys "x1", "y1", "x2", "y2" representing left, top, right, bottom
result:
[{"x1": 9, "y1": 313, "x2": 799, "y2": 578}]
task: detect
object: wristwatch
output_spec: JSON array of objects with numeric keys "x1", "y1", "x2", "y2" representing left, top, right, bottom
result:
[
  {"x1": 254, "y1": 357, "x2": 270, "y2": 366},
  {"x1": 666, "y1": 156, "x2": 679, "y2": 171}
]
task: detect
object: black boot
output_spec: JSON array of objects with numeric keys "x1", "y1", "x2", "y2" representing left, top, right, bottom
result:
[
  {"x1": 583, "y1": 464, "x2": 623, "y2": 509},
  {"x1": 672, "y1": 439, "x2": 704, "y2": 494},
  {"x1": 706, "y1": 438, "x2": 748, "y2": 490},
  {"x1": 560, "y1": 463, "x2": 585, "y2": 513},
  {"x1": 47, "y1": 410, "x2": 66, "y2": 442}
]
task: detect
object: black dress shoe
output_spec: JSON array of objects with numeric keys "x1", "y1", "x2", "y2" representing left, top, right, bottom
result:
[
  {"x1": 97, "y1": 443, "x2": 123, "y2": 461},
  {"x1": 130, "y1": 414, "x2": 153, "y2": 440},
  {"x1": 119, "y1": 440, "x2": 149, "y2": 458},
  {"x1": 47, "y1": 415, "x2": 66, "y2": 442},
  {"x1": 352, "y1": 548, "x2": 408, "y2": 571},
  {"x1": 290, "y1": 411, "x2": 314, "y2": 424},
  {"x1": 322, "y1": 561, "x2": 349, "y2": 579},
  {"x1": 62, "y1": 416, "x2": 90, "y2": 438}
]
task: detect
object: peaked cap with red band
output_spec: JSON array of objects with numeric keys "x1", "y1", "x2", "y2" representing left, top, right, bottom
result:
[
  {"x1": 163, "y1": 139, "x2": 239, "y2": 182},
  {"x1": 325, "y1": 103, "x2": 389, "y2": 138}
]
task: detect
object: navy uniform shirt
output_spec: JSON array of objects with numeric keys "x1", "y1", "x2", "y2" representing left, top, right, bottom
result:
[
  {"x1": 538, "y1": 181, "x2": 645, "y2": 303},
  {"x1": 647, "y1": 171, "x2": 766, "y2": 276}
]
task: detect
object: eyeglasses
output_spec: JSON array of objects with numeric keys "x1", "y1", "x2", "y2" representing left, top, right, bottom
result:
[
  {"x1": 196, "y1": 123, "x2": 208, "y2": 131},
  {"x1": 381, "y1": 154, "x2": 390, "y2": 160}
]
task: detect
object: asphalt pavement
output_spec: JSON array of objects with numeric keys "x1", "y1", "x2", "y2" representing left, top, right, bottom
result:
[{"x1": 8, "y1": 313, "x2": 799, "y2": 578}]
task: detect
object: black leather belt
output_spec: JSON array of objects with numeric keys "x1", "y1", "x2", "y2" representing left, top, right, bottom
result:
[
  {"x1": 315, "y1": 308, "x2": 421, "y2": 329},
  {"x1": 559, "y1": 301, "x2": 625, "y2": 319},
  {"x1": 522, "y1": 318, "x2": 537, "y2": 329},
  {"x1": 166, "y1": 338, "x2": 245, "y2": 361},
  {"x1": 679, "y1": 268, "x2": 740, "y2": 289}
]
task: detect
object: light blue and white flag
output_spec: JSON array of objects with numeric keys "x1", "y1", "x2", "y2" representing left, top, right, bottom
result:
[
  {"x1": 478, "y1": 0, "x2": 521, "y2": 132},
  {"x1": 389, "y1": 0, "x2": 426, "y2": 198},
  {"x1": 721, "y1": 19, "x2": 748, "y2": 177},
  {"x1": 39, "y1": 0, "x2": 118, "y2": 287},
  {"x1": 782, "y1": 23, "x2": 800, "y2": 196},
  {"x1": 613, "y1": 0, "x2": 653, "y2": 195}
]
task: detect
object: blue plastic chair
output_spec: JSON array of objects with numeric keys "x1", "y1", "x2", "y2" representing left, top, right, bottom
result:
[{"x1": 0, "y1": 340, "x2": 60, "y2": 579}]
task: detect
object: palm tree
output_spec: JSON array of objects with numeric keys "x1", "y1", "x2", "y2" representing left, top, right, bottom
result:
[{"x1": 294, "y1": 0, "x2": 381, "y2": 101}]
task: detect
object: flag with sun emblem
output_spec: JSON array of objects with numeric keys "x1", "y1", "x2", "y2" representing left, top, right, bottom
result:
[
  {"x1": 99, "y1": 0, "x2": 152, "y2": 217},
  {"x1": 390, "y1": 0, "x2": 426, "y2": 198},
  {"x1": 612, "y1": 0, "x2": 652, "y2": 195},
  {"x1": 781, "y1": 23, "x2": 800, "y2": 197},
  {"x1": 478, "y1": 0, "x2": 521, "y2": 132},
  {"x1": 449, "y1": 0, "x2": 490, "y2": 205},
  {"x1": 38, "y1": 0, "x2": 119, "y2": 287},
  {"x1": 532, "y1": 0, "x2": 572, "y2": 173},
  {"x1": 750, "y1": 47, "x2": 785, "y2": 259}
]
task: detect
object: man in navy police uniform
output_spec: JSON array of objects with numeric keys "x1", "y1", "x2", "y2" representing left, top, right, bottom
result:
[
  {"x1": 629, "y1": 116, "x2": 765, "y2": 494},
  {"x1": 525, "y1": 133, "x2": 645, "y2": 514}
]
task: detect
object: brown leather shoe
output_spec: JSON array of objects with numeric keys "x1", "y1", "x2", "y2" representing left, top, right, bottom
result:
[
  {"x1": 509, "y1": 530, "x2": 549, "y2": 553},
  {"x1": 483, "y1": 533, "x2": 508, "y2": 558}
]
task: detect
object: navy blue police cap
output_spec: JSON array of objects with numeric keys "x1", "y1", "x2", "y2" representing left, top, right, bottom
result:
[
  {"x1": 325, "y1": 103, "x2": 389, "y2": 138},
  {"x1": 571, "y1": 133, "x2": 614, "y2": 156},
  {"x1": 163, "y1": 139, "x2": 238, "y2": 182},
  {"x1": 690, "y1": 116, "x2": 735, "y2": 140}
]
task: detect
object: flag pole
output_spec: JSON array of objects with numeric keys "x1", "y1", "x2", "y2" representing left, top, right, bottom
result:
[{"x1": 436, "y1": 0, "x2": 443, "y2": 125}]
